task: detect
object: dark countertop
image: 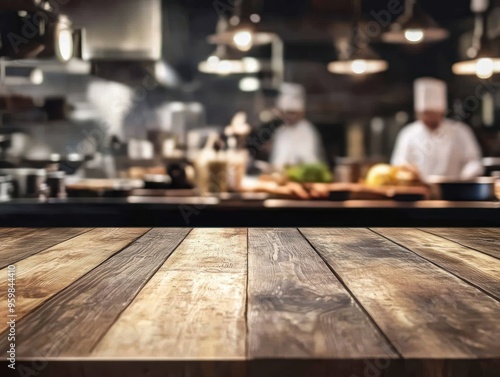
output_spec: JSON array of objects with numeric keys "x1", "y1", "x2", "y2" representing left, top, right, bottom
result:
[{"x1": 0, "y1": 197, "x2": 499, "y2": 227}]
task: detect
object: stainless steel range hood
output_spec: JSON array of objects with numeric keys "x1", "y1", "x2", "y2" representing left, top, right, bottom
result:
[{"x1": 66, "y1": 0, "x2": 162, "y2": 61}]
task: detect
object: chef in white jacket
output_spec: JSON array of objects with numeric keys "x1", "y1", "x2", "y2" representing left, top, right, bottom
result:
[
  {"x1": 270, "y1": 83, "x2": 324, "y2": 168},
  {"x1": 391, "y1": 78, "x2": 483, "y2": 181}
]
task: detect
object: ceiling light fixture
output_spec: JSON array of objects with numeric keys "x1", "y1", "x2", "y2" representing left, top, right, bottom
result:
[
  {"x1": 328, "y1": 0, "x2": 389, "y2": 75},
  {"x1": 203, "y1": 8, "x2": 285, "y2": 88},
  {"x1": 453, "y1": 0, "x2": 500, "y2": 79},
  {"x1": 328, "y1": 53, "x2": 389, "y2": 75},
  {"x1": 382, "y1": 0, "x2": 449, "y2": 44},
  {"x1": 29, "y1": 68, "x2": 44, "y2": 85},
  {"x1": 198, "y1": 45, "x2": 261, "y2": 75},
  {"x1": 207, "y1": 1, "x2": 274, "y2": 51},
  {"x1": 239, "y1": 77, "x2": 261, "y2": 92}
]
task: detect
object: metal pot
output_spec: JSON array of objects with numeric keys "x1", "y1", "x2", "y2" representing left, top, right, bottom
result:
[{"x1": 428, "y1": 177, "x2": 496, "y2": 201}]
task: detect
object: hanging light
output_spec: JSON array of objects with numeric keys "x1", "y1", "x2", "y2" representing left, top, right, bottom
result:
[
  {"x1": 198, "y1": 44, "x2": 261, "y2": 75},
  {"x1": 29, "y1": 68, "x2": 45, "y2": 85},
  {"x1": 207, "y1": 2, "x2": 274, "y2": 51},
  {"x1": 232, "y1": 30, "x2": 254, "y2": 51},
  {"x1": 453, "y1": 0, "x2": 500, "y2": 79},
  {"x1": 382, "y1": 0, "x2": 449, "y2": 44},
  {"x1": 328, "y1": 0, "x2": 388, "y2": 75},
  {"x1": 202, "y1": 11, "x2": 285, "y2": 87},
  {"x1": 328, "y1": 49, "x2": 389, "y2": 75},
  {"x1": 239, "y1": 77, "x2": 261, "y2": 92}
]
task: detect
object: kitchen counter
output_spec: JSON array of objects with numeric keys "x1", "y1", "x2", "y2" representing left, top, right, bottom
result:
[
  {"x1": 0, "y1": 197, "x2": 498, "y2": 226},
  {"x1": 0, "y1": 228, "x2": 499, "y2": 377}
]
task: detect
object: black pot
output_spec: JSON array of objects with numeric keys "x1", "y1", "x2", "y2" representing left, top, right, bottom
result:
[
  {"x1": 429, "y1": 177, "x2": 496, "y2": 201},
  {"x1": 167, "y1": 163, "x2": 195, "y2": 189}
]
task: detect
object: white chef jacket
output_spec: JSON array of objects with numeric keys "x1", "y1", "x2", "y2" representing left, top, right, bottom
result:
[
  {"x1": 391, "y1": 119, "x2": 483, "y2": 181},
  {"x1": 270, "y1": 119, "x2": 323, "y2": 168}
]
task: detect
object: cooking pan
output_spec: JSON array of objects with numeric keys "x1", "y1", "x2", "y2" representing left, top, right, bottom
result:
[{"x1": 428, "y1": 177, "x2": 496, "y2": 201}]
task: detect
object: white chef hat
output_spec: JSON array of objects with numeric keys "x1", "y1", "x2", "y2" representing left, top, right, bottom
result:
[
  {"x1": 414, "y1": 77, "x2": 448, "y2": 113},
  {"x1": 277, "y1": 83, "x2": 306, "y2": 112}
]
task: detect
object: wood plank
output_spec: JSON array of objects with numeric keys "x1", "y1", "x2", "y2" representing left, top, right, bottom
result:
[
  {"x1": 300, "y1": 229, "x2": 500, "y2": 359},
  {"x1": 422, "y1": 228, "x2": 500, "y2": 260},
  {"x1": 247, "y1": 228, "x2": 397, "y2": 359},
  {"x1": 92, "y1": 229, "x2": 247, "y2": 359},
  {"x1": 0, "y1": 228, "x2": 149, "y2": 334},
  {"x1": 373, "y1": 228, "x2": 500, "y2": 301},
  {"x1": 0, "y1": 228, "x2": 190, "y2": 359},
  {"x1": 0, "y1": 228, "x2": 92, "y2": 268}
]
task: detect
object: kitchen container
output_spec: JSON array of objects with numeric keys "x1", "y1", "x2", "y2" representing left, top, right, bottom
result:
[
  {"x1": 0, "y1": 168, "x2": 47, "y2": 198},
  {"x1": 0, "y1": 175, "x2": 13, "y2": 201},
  {"x1": 226, "y1": 149, "x2": 249, "y2": 192},
  {"x1": 128, "y1": 139, "x2": 154, "y2": 160},
  {"x1": 334, "y1": 158, "x2": 381, "y2": 184},
  {"x1": 334, "y1": 158, "x2": 362, "y2": 183},
  {"x1": 47, "y1": 171, "x2": 67, "y2": 199},
  {"x1": 428, "y1": 177, "x2": 496, "y2": 201},
  {"x1": 194, "y1": 134, "x2": 229, "y2": 195},
  {"x1": 492, "y1": 171, "x2": 500, "y2": 200}
]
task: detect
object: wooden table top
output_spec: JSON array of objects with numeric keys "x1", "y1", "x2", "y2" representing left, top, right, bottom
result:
[{"x1": 1, "y1": 228, "x2": 499, "y2": 377}]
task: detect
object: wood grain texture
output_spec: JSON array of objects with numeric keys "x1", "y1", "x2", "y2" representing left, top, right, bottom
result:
[
  {"x1": 422, "y1": 228, "x2": 500, "y2": 260},
  {"x1": 0, "y1": 228, "x2": 91, "y2": 268},
  {"x1": 300, "y1": 228, "x2": 500, "y2": 359},
  {"x1": 373, "y1": 228, "x2": 500, "y2": 301},
  {"x1": 0, "y1": 228, "x2": 190, "y2": 358},
  {"x1": 0, "y1": 228, "x2": 149, "y2": 333},
  {"x1": 247, "y1": 228, "x2": 397, "y2": 359},
  {"x1": 92, "y1": 229, "x2": 247, "y2": 359}
]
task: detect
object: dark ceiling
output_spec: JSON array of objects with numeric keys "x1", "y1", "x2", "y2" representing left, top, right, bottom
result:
[
  {"x1": 166, "y1": 0, "x2": 482, "y2": 82},
  {"x1": 165, "y1": 0, "x2": 499, "y2": 123},
  {"x1": 181, "y1": 0, "x2": 475, "y2": 21}
]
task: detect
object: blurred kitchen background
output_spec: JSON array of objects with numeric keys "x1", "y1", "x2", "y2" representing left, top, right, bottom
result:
[{"x1": 1, "y1": 0, "x2": 500, "y2": 196}]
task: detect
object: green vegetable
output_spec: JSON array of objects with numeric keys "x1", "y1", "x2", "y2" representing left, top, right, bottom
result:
[{"x1": 286, "y1": 163, "x2": 333, "y2": 183}]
